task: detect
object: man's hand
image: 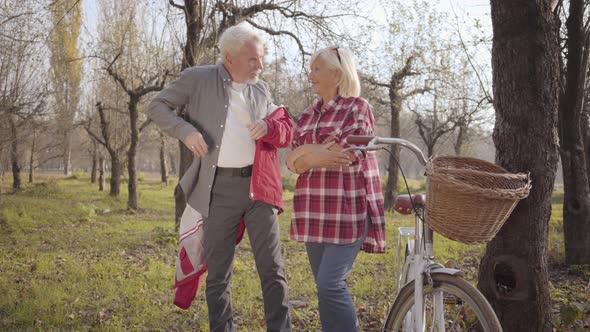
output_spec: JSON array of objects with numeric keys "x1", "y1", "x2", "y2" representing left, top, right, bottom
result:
[
  {"x1": 247, "y1": 120, "x2": 268, "y2": 140},
  {"x1": 183, "y1": 131, "x2": 208, "y2": 157}
]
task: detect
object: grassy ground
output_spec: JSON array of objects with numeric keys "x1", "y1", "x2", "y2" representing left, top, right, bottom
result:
[{"x1": 0, "y1": 173, "x2": 587, "y2": 331}]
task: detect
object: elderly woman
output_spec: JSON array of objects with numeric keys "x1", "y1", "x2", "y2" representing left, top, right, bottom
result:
[{"x1": 286, "y1": 46, "x2": 386, "y2": 331}]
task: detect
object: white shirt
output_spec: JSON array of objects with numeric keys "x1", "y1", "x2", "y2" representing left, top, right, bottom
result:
[{"x1": 217, "y1": 82, "x2": 256, "y2": 167}]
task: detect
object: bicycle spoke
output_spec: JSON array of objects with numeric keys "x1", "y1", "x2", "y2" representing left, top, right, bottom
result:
[{"x1": 384, "y1": 274, "x2": 501, "y2": 332}]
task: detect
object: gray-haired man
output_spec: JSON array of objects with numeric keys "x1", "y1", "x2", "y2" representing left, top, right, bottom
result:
[{"x1": 147, "y1": 24, "x2": 292, "y2": 332}]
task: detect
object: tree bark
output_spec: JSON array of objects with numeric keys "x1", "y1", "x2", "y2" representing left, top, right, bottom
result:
[
  {"x1": 583, "y1": 104, "x2": 590, "y2": 187},
  {"x1": 9, "y1": 115, "x2": 21, "y2": 192},
  {"x1": 384, "y1": 83, "x2": 401, "y2": 211},
  {"x1": 454, "y1": 125, "x2": 466, "y2": 155},
  {"x1": 127, "y1": 97, "x2": 139, "y2": 210},
  {"x1": 98, "y1": 156, "x2": 105, "y2": 191},
  {"x1": 110, "y1": 155, "x2": 121, "y2": 196},
  {"x1": 558, "y1": 0, "x2": 590, "y2": 265},
  {"x1": 175, "y1": 0, "x2": 201, "y2": 229},
  {"x1": 168, "y1": 152, "x2": 177, "y2": 175},
  {"x1": 477, "y1": 2, "x2": 559, "y2": 331},
  {"x1": 62, "y1": 131, "x2": 72, "y2": 175},
  {"x1": 90, "y1": 141, "x2": 98, "y2": 183},
  {"x1": 176, "y1": 141, "x2": 192, "y2": 230},
  {"x1": 28, "y1": 129, "x2": 36, "y2": 183},
  {"x1": 159, "y1": 131, "x2": 168, "y2": 185}
]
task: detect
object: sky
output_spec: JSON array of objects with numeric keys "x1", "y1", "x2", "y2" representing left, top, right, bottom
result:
[
  {"x1": 80, "y1": 0, "x2": 492, "y2": 53},
  {"x1": 78, "y1": 0, "x2": 493, "y2": 97}
]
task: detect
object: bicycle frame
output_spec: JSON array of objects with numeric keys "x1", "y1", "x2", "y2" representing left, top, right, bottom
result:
[{"x1": 345, "y1": 136, "x2": 463, "y2": 331}]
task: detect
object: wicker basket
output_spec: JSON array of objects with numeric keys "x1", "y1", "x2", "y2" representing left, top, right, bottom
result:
[{"x1": 424, "y1": 155, "x2": 531, "y2": 244}]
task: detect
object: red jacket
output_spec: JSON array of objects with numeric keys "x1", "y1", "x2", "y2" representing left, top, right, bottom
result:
[{"x1": 250, "y1": 106, "x2": 293, "y2": 213}]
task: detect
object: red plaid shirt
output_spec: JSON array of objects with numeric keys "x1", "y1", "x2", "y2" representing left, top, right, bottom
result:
[{"x1": 290, "y1": 96, "x2": 386, "y2": 253}]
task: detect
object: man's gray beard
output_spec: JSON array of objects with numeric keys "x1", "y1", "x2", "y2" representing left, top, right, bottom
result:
[{"x1": 247, "y1": 72, "x2": 261, "y2": 84}]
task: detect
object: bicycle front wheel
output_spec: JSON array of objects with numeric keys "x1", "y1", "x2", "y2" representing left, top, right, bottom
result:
[{"x1": 383, "y1": 273, "x2": 502, "y2": 332}]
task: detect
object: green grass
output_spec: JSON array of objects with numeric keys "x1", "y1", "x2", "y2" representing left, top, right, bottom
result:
[{"x1": 0, "y1": 173, "x2": 582, "y2": 331}]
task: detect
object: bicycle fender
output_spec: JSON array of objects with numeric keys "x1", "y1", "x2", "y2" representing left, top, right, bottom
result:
[{"x1": 428, "y1": 267, "x2": 465, "y2": 278}]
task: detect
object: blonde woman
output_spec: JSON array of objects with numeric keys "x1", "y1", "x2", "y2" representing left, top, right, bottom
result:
[{"x1": 286, "y1": 46, "x2": 385, "y2": 331}]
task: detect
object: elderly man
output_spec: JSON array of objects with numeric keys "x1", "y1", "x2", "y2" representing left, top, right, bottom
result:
[{"x1": 147, "y1": 24, "x2": 292, "y2": 332}]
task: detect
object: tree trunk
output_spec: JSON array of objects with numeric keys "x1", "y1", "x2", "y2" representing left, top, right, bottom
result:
[
  {"x1": 426, "y1": 143, "x2": 435, "y2": 158},
  {"x1": 583, "y1": 105, "x2": 590, "y2": 186},
  {"x1": 110, "y1": 155, "x2": 121, "y2": 196},
  {"x1": 9, "y1": 115, "x2": 21, "y2": 192},
  {"x1": 99, "y1": 156, "x2": 105, "y2": 191},
  {"x1": 127, "y1": 97, "x2": 139, "y2": 210},
  {"x1": 62, "y1": 131, "x2": 72, "y2": 175},
  {"x1": 176, "y1": 141, "x2": 192, "y2": 230},
  {"x1": 168, "y1": 152, "x2": 177, "y2": 175},
  {"x1": 477, "y1": 2, "x2": 559, "y2": 331},
  {"x1": 91, "y1": 141, "x2": 98, "y2": 183},
  {"x1": 176, "y1": 0, "x2": 202, "y2": 228},
  {"x1": 28, "y1": 129, "x2": 36, "y2": 183},
  {"x1": 559, "y1": 0, "x2": 590, "y2": 265},
  {"x1": 454, "y1": 124, "x2": 466, "y2": 155},
  {"x1": 159, "y1": 131, "x2": 168, "y2": 185},
  {"x1": 384, "y1": 83, "x2": 401, "y2": 211}
]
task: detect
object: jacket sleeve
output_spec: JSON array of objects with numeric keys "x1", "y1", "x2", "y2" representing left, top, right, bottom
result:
[
  {"x1": 261, "y1": 107, "x2": 293, "y2": 148},
  {"x1": 146, "y1": 67, "x2": 199, "y2": 142}
]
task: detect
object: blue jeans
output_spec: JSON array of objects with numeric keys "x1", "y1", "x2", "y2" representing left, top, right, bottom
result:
[{"x1": 305, "y1": 218, "x2": 370, "y2": 332}]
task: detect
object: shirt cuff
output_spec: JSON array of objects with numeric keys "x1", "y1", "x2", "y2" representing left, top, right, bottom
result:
[{"x1": 178, "y1": 124, "x2": 199, "y2": 143}]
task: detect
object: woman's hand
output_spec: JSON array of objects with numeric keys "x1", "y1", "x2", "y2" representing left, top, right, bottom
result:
[{"x1": 288, "y1": 142, "x2": 353, "y2": 173}]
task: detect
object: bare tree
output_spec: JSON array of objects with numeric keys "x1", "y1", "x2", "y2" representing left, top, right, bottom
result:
[
  {"x1": 363, "y1": 55, "x2": 431, "y2": 210},
  {"x1": 361, "y1": 0, "x2": 459, "y2": 210},
  {"x1": 409, "y1": 94, "x2": 457, "y2": 158},
  {"x1": 104, "y1": 53, "x2": 168, "y2": 210},
  {"x1": 48, "y1": 0, "x2": 82, "y2": 175},
  {"x1": 84, "y1": 102, "x2": 126, "y2": 196},
  {"x1": 0, "y1": 3, "x2": 49, "y2": 192},
  {"x1": 477, "y1": 1, "x2": 560, "y2": 330}
]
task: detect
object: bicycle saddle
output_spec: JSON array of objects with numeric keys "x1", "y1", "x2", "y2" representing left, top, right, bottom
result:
[{"x1": 394, "y1": 194, "x2": 426, "y2": 215}]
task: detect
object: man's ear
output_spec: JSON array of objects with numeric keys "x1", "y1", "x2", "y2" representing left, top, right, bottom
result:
[{"x1": 224, "y1": 53, "x2": 232, "y2": 66}]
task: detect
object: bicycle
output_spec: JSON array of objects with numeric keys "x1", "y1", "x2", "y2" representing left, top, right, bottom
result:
[{"x1": 345, "y1": 135, "x2": 503, "y2": 332}]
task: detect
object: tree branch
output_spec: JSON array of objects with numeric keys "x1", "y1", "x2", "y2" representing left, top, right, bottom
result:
[
  {"x1": 105, "y1": 52, "x2": 130, "y2": 94},
  {"x1": 402, "y1": 87, "x2": 432, "y2": 99},
  {"x1": 245, "y1": 19, "x2": 310, "y2": 57},
  {"x1": 360, "y1": 74, "x2": 389, "y2": 88},
  {"x1": 139, "y1": 119, "x2": 152, "y2": 132},
  {"x1": 169, "y1": 0, "x2": 185, "y2": 11},
  {"x1": 83, "y1": 124, "x2": 107, "y2": 147}
]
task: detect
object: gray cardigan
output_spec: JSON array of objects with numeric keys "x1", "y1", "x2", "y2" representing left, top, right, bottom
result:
[{"x1": 146, "y1": 64, "x2": 274, "y2": 216}]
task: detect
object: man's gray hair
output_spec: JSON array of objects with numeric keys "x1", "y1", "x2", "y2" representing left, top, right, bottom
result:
[{"x1": 217, "y1": 24, "x2": 263, "y2": 63}]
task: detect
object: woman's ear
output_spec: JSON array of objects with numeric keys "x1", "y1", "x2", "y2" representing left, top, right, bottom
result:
[{"x1": 332, "y1": 68, "x2": 343, "y2": 84}]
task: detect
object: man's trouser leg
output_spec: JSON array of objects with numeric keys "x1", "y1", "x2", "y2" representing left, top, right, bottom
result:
[
  {"x1": 244, "y1": 200, "x2": 291, "y2": 332},
  {"x1": 203, "y1": 175, "x2": 249, "y2": 332}
]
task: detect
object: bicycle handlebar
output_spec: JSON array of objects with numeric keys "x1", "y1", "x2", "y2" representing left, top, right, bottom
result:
[{"x1": 345, "y1": 135, "x2": 428, "y2": 166}]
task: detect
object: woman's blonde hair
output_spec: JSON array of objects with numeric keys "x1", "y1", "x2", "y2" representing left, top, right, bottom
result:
[{"x1": 309, "y1": 46, "x2": 361, "y2": 98}]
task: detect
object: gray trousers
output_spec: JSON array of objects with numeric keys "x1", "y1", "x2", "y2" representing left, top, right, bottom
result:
[{"x1": 203, "y1": 173, "x2": 291, "y2": 332}]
